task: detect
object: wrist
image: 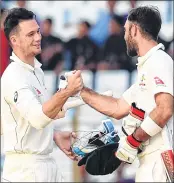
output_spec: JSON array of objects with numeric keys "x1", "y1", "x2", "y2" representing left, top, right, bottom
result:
[
  {"x1": 65, "y1": 87, "x2": 75, "y2": 97},
  {"x1": 127, "y1": 134, "x2": 142, "y2": 148},
  {"x1": 57, "y1": 87, "x2": 73, "y2": 99},
  {"x1": 77, "y1": 89, "x2": 83, "y2": 100},
  {"x1": 79, "y1": 86, "x2": 87, "y2": 98},
  {"x1": 140, "y1": 116, "x2": 162, "y2": 136}
]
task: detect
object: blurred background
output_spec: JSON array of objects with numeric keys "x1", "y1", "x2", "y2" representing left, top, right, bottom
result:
[{"x1": 1, "y1": 0, "x2": 173, "y2": 182}]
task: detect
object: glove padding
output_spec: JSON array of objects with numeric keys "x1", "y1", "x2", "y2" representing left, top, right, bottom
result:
[
  {"x1": 115, "y1": 136, "x2": 139, "y2": 164},
  {"x1": 78, "y1": 143, "x2": 121, "y2": 175},
  {"x1": 122, "y1": 102, "x2": 145, "y2": 136},
  {"x1": 122, "y1": 102, "x2": 146, "y2": 153},
  {"x1": 59, "y1": 72, "x2": 81, "y2": 97},
  {"x1": 58, "y1": 75, "x2": 68, "y2": 90}
]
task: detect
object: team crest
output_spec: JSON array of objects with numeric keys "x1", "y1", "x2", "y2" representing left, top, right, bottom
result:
[{"x1": 14, "y1": 91, "x2": 18, "y2": 103}]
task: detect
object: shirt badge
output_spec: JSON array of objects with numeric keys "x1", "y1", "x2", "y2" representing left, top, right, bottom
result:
[
  {"x1": 34, "y1": 87, "x2": 42, "y2": 95},
  {"x1": 139, "y1": 74, "x2": 146, "y2": 87},
  {"x1": 14, "y1": 91, "x2": 18, "y2": 103},
  {"x1": 154, "y1": 77, "x2": 166, "y2": 87}
]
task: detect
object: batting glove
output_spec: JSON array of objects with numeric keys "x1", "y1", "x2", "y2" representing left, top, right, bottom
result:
[
  {"x1": 122, "y1": 102, "x2": 145, "y2": 136},
  {"x1": 115, "y1": 134, "x2": 141, "y2": 164},
  {"x1": 59, "y1": 71, "x2": 81, "y2": 97},
  {"x1": 59, "y1": 75, "x2": 68, "y2": 89}
]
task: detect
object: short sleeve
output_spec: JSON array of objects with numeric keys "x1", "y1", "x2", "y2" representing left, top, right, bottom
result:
[
  {"x1": 150, "y1": 53, "x2": 173, "y2": 96},
  {"x1": 122, "y1": 84, "x2": 137, "y2": 106}
]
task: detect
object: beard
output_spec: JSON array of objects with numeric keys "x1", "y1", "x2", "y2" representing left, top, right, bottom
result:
[{"x1": 126, "y1": 35, "x2": 138, "y2": 57}]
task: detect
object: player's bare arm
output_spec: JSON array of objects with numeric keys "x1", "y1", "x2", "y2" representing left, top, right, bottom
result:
[
  {"x1": 80, "y1": 87, "x2": 130, "y2": 119},
  {"x1": 42, "y1": 89, "x2": 71, "y2": 119},
  {"x1": 116, "y1": 92, "x2": 173, "y2": 165},
  {"x1": 133, "y1": 92, "x2": 173, "y2": 142}
]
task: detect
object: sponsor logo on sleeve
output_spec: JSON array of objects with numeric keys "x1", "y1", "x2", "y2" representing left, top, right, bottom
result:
[{"x1": 154, "y1": 77, "x2": 166, "y2": 87}]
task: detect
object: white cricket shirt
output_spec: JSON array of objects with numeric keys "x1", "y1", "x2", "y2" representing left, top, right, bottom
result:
[
  {"x1": 123, "y1": 43, "x2": 173, "y2": 156},
  {"x1": 1, "y1": 52, "x2": 54, "y2": 155}
]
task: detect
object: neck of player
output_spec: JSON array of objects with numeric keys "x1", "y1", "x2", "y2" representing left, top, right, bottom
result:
[
  {"x1": 13, "y1": 49, "x2": 35, "y2": 67},
  {"x1": 138, "y1": 39, "x2": 158, "y2": 57}
]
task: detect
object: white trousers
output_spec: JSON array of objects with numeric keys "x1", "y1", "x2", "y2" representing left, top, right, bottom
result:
[
  {"x1": 2, "y1": 153, "x2": 64, "y2": 182},
  {"x1": 136, "y1": 150, "x2": 168, "y2": 182}
]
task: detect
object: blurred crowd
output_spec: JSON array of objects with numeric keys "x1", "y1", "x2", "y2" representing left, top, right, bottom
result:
[{"x1": 1, "y1": 0, "x2": 173, "y2": 77}]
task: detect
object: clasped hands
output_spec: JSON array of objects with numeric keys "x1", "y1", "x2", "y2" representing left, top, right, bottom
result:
[
  {"x1": 59, "y1": 70, "x2": 84, "y2": 97},
  {"x1": 55, "y1": 70, "x2": 84, "y2": 119}
]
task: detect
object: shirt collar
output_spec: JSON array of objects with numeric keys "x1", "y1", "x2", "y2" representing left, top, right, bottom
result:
[
  {"x1": 137, "y1": 43, "x2": 165, "y2": 67},
  {"x1": 10, "y1": 52, "x2": 42, "y2": 71}
]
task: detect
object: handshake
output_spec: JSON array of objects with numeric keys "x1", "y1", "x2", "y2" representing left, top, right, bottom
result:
[
  {"x1": 58, "y1": 70, "x2": 84, "y2": 98},
  {"x1": 76, "y1": 103, "x2": 145, "y2": 175}
]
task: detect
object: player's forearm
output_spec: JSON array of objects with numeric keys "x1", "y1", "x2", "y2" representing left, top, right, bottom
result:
[
  {"x1": 80, "y1": 87, "x2": 129, "y2": 119},
  {"x1": 133, "y1": 106, "x2": 173, "y2": 142},
  {"x1": 42, "y1": 89, "x2": 71, "y2": 119},
  {"x1": 27, "y1": 89, "x2": 71, "y2": 130}
]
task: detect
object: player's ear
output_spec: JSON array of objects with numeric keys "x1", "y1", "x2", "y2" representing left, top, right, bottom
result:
[
  {"x1": 132, "y1": 23, "x2": 137, "y2": 37},
  {"x1": 129, "y1": 23, "x2": 136, "y2": 38},
  {"x1": 10, "y1": 34, "x2": 18, "y2": 47}
]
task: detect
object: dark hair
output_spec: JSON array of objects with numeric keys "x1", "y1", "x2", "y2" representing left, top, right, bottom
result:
[
  {"x1": 44, "y1": 18, "x2": 53, "y2": 25},
  {"x1": 4, "y1": 8, "x2": 36, "y2": 41},
  {"x1": 80, "y1": 20, "x2": 91, "y2": 29},
  {"x1": 127, "y1": 6, "x2": 162, "y2": 40},
  {"x1": 111, "y1": 14, "x2": 125, "y2": 26}
]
